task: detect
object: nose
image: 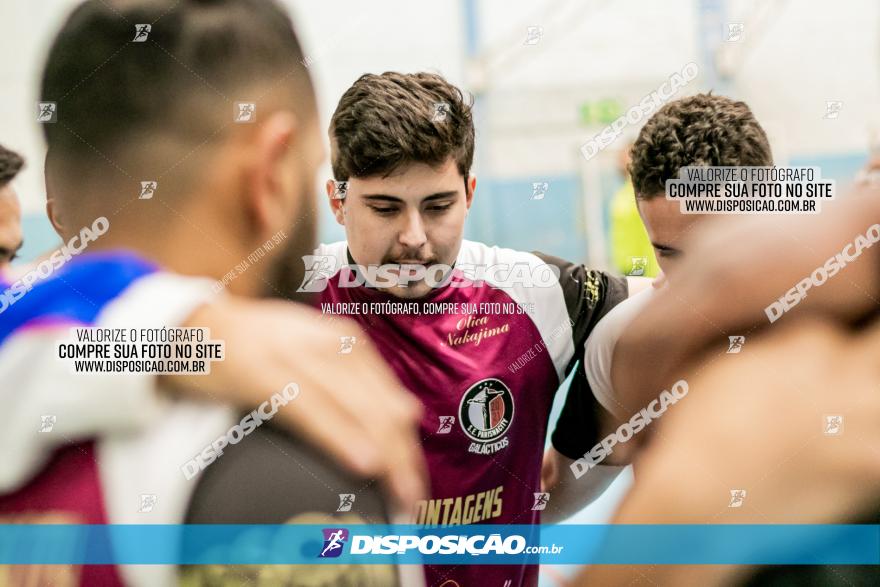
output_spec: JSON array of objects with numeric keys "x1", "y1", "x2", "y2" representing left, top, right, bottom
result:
[{"x1": 398, "y1": 209, "x2": 428, "y2": 250}]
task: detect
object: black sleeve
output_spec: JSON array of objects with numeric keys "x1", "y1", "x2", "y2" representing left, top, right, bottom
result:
[
  {"x1": 551, "y1": 361, "x2": 609, "y2": 460},
  {"x1": 532, "y1": 252, "x2": 629, "y2": 374},
  {"x1": 531, "y1": 252, "x2": 629, "y2": 460},
  {"x1": 181, "y1": 423, "x2": 400, "y2": 586}
]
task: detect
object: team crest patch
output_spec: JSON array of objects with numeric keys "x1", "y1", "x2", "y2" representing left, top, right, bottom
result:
[{"x1": 459, "y1": 378, "x2": 514, "y2": 454}]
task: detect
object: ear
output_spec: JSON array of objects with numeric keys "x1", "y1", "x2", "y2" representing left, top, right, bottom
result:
[
  {"x1": 465, "y1": 175, "x2": 476, "y2": 210},
  {"x1": 326, "y1": 179, "x2": 346, "y2": 226},
  {"x1": 248, "y1": 110, "x2": 298, "y2": 239},
  {"x1": 45, "y1": 156, "x2": 68, "y2": 238},
  {"x1": 46, "y1": 198, "x2": 66, "y2": 238}
]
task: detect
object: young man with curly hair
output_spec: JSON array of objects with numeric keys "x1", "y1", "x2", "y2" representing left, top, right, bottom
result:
[{"x1": 544, "y1": 93, "x2": 773, "y2": 485}]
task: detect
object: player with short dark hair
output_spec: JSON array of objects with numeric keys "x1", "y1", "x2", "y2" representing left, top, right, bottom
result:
[
  {"x1": 551, "y1": 94, "x2": 880, "y2": 587},
  {"x1": 629, "y1": 93, "x2": 772, "y2": 197},
  {"x1": 544, "y1": 93, "x2": 775, "y2": 515},
  {"x1": 301, "y1": 70, "x2": 643, "y2": 587},
  {"x1": 628, "y1": 93, "x2": 772, "y2": 274}
]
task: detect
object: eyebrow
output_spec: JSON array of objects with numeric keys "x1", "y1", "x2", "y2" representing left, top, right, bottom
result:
[{"x1": 361, "y1": 191, "x2": 458, "y2": 204}]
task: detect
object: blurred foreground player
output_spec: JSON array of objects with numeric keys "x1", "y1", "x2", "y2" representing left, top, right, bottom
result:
[
  {"x1": 0, "y1": 1, "x2": 425, "y2": 585},
  {"x1": 574, "y1": 161, "x2": 880, "y2": 586},
  {"x1": 612, "y1": 172, "x2": 880, "y2": 418},
  {"x1": 574, "y1": 317, "x2": 880, "y2": 587}
]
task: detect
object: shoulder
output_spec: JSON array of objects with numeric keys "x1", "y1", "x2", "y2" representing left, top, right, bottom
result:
[
  {"x1": 312, "y1": 241, "x2": 349, "y2": 265},
  {"x1": 584, "y1": 287, "x2": 656, "y2": 417}
]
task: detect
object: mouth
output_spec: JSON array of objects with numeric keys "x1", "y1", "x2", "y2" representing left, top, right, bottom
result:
[{"x1": 387, "y1": 259, "x2": 434, "y2": 266}]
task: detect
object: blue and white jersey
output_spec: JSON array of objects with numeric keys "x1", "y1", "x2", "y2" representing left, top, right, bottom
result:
[{"x1": 0, "y1": 250, "x2": 235, "y2": 587}]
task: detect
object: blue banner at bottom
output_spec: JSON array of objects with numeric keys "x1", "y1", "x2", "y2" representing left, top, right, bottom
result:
[{"x1": 0, "y1": 524, "x2": 877, "y2": 565}]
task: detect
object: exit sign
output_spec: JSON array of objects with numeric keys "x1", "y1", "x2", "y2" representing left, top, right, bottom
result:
[{"x1": 579, "y1": 99, "x2": 623, "y2": 126}]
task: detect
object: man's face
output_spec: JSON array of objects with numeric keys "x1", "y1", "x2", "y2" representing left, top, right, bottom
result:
[
  {"x1": 0, "y1": 185, "x2": 23, "y2": 272},
  {"x1": 330, "y1": 157, "x2": 473, "y2": 299},
  {"x1": 637, "y1": 193, "x2": 704, "y2": 278}
]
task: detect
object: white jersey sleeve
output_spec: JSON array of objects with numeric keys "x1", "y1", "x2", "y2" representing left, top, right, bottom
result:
[
  {"x1": 0, "y1": 272, "x2": 219, "y2": 492},
  {"x1": 583, "y1": 287, "x2": 655, "y2": 419}
]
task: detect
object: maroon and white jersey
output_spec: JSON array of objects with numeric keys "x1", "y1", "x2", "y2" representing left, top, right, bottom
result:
[{"x1": 312, "y1": 239, "x2": 628, "y2": 587}]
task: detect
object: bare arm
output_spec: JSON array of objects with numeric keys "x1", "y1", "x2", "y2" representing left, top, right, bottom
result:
[
  {"x1": 540, "y1": 447, "x2": 625, "y2": 524},
  {"x1": 613, "y1": 185, "x2": 880, "y2": 417},
  {"x1": 574, "y1": 318, "x2": 880, "y2": 586},
  {"x1": 1, "y1": 290, "x2": 427, "y2": 513},
  {"x1": 166, "y1": 297, "x2": 428, "y2": 512}
]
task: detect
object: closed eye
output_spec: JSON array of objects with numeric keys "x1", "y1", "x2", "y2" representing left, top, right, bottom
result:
[{"x1": 369, "y1": 205, "x2": 398, "y2": 215}]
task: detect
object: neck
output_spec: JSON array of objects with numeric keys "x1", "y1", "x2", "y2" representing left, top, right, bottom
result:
[{"x1": 80, "y1": 215, "x2": 262, "y2": 297}]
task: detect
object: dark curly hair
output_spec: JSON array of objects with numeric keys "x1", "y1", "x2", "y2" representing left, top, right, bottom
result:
[
  {"x1": 629, "y1": 93, "x2": 772, "y2": 198},
  {"x1": 0, "y1": 144, "x2": 24, "y2": 188},
  {"x1": 329, "y1": 72, "x2": 475, "y2": 181}
]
